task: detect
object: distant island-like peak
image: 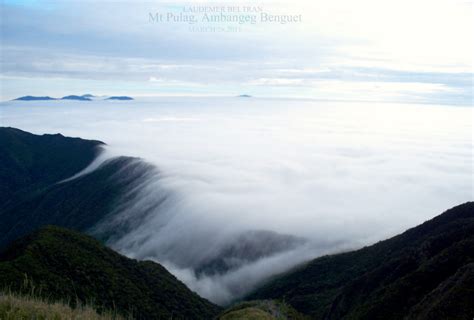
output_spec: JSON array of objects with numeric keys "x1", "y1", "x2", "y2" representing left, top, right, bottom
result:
[
  {"x1": 13, "y1": 96, "x2": 57, "y2": 101},
  {"x1": 237, "y1": 94, "x2": 253, "y2": 98},
  {"x1": 61, "y1": 95, "x2": 93, "y2": 101},
  {"x1": 106, "y1": 96, "x2": 134, "y2": 100},
  {"x1": 11, "y1": 94, "x2": 134, "y2": 102}
]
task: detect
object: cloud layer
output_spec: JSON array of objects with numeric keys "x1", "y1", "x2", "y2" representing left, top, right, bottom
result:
[{"x1": 1, "y1": 97, "x2": 471, "y2": 303}]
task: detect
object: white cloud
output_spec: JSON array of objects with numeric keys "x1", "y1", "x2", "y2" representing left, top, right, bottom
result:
[{"x1": 1, "y1": 97, "x2": 471, "y2": 303}]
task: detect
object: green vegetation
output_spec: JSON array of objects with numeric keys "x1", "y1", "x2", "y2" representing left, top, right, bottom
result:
[
  {"x1": 0, "y1": 291, "x2": 125, "y2": 320},
  {"x1": 0, "y1": 127, "x2": 103, "y2": 205},
  {"x1": 248, "y1": 202, "x2": 474, "y2": 319},
  {"x1": 0, "y1": 226, "x2": 221, "y2": 319},
  {"x1": 218, "y1": 300, "x2": 309, "y2": 320},
  {"x1": 0, "y1": 127, "x2": 153, "y2": 247}
]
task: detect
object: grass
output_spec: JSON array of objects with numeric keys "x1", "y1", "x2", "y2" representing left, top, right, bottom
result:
[
  {"x1": 219, "y1": 307, "x2": 274, "y2": 320},
  {"x1": 0, "y1": 291, "x2": 125, "y2": 320},
  {"x1": 218, "y1": 300, "x2": 309, "y2": 320}
]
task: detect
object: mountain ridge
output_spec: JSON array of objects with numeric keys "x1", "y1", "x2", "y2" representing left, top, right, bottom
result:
[
  {"x1": 0, "y1": 127, "x2": 153, "y2": 248},
  {"x1": 247, "y1": 202, "x2": 474, "y2": 319},
  {"x1": 0, "y1": 225, "x2": 221, "y2": 319}
]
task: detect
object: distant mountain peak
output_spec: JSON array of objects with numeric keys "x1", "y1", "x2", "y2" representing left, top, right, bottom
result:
[
  {"x1": 13, "y1": 96, "x2": 57, "y2": 101},
  {"x1": 61, "y1": 95, "x2": 92, "y2": 101},
  {"x1": 11, "y1": 94, "x2": 133, "y2": 102},
  {"x1": 106, "y1": 96, "x2": 134, "y2": 100}
]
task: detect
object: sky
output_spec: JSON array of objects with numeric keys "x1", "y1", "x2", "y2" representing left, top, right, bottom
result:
[{"x1": 1, "y1": 0, "x2": 473, "y2": 103}]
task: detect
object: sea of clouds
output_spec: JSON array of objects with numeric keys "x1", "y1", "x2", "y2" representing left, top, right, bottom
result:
[{"x1": 1, "y1": 97, "x2": 472, "y2": 304}]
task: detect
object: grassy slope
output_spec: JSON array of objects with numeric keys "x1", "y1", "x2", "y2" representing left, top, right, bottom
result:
[
  {"x1": 248, "y1": 202, "x2": 474, "y2": 319},
  {"x1": 0, "y1": 292, "x2": 125, "y2": 320},
  {"x1": 218, "y1": 300, "x2": 309, "y2": 320},
  {"x1": 0, "y1": 226, "x2": 221, "y2": 320}
]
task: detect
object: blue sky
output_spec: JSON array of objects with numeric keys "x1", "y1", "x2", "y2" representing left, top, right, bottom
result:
[{"x1": 1, "y1": 0, "x2": 472, "y2": 104}]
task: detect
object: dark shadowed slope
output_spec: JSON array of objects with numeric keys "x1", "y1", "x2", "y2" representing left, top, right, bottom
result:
[
  {"x1": 0, "y1": 127, "x2": 103, "y2": 204},
  {"x1": 0, "y1": 127, "x2": 154, "y2": 248},
  {"x1": 0, "y1": 226, "x2": 221, "y2": 319},
  {"x1": 248, "y1": 202, "x2": 474, "y2": 320}
]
